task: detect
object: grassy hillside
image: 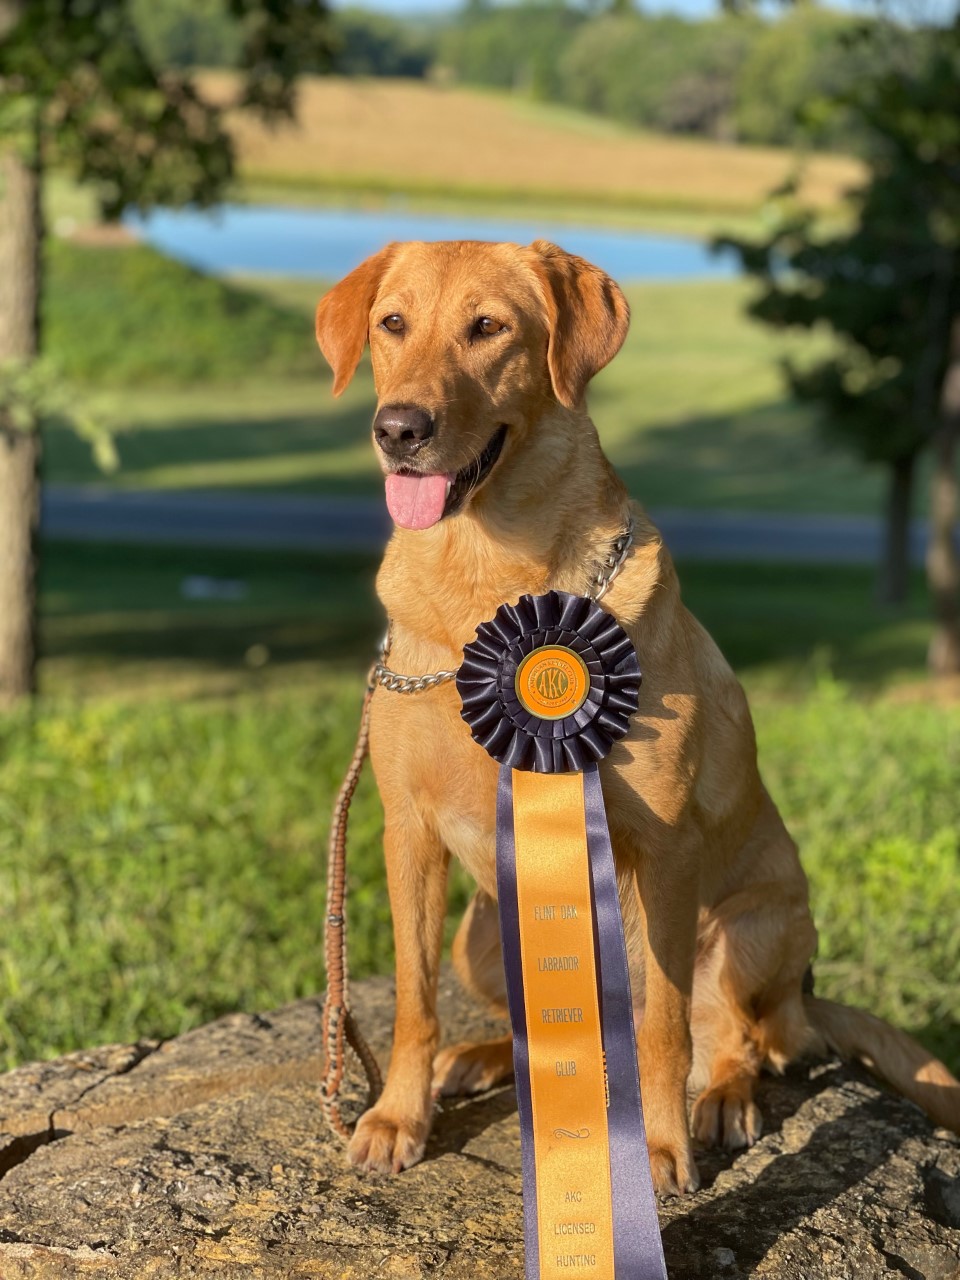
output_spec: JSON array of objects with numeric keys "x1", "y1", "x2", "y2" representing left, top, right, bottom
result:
[
  {"x1": 45, "y1": 262, "x2": 889, "y2": 516},
  {"x1": 199, "y1": 73, "x2": 862, "y2": 218},
  {"x1": 46, "y1": 240, "x2": 317, "y2": 385}
]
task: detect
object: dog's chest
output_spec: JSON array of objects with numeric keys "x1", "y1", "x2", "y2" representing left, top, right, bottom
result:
[{"x1": 370, "y1": 686, "x2": 501, "y2": 889}]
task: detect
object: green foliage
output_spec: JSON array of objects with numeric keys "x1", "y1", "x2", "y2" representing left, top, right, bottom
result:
[
  {"x1": 330, "y1": 9, "x2": 437, "y2": 78},
  {"x1": 130, "y1": 0, "x2": 436, "y2": 79},
  {"x1": 721, "y1": 23, "x2": 960, "y2": 470},
  {"x1": 0, "y1": 0, "x2": 334, "y2": 217},
  {"x1": 432, "y1": 2, "x2": 922, "y2": 149},
  {"x1": 0, "y1": 356, "x2": 117, "y2": 469},
  {"x1": 560, "y1": 13, "x2": 752, "y2": 138},
  {"x1": 439, "y1": 2, "x2": 585, "y2": 100},
  {"x1": 0, "y1": 358, "x2": 52, "y2": 434},
  {"x1": 734, "y1": 7, "x2": 866, "y2": 149},
  {"x1": 755, "y1": 685, "x2": 960, "y2": 1065},
  {"x1": 44, "y1": 241, "x2": 318, "y2": 385},
  {"x1": 130, "y1": 0, "x2": 244, "y2": 69}
]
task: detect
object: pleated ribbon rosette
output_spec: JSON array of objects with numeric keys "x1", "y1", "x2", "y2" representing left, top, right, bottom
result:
[{"x1": 457, "y1": 591, "x2": 668, "y2": 1280}]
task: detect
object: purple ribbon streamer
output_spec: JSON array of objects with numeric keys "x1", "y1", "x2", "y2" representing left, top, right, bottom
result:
[
  {"x1": 583, "y1": 762, "x2": 667, "y2": 1279},
  {"x1": 496, "y1": 765, "x2": 541, "y2": 1277},
  {"x1": 496, "y1": 763, "x2": 668, "y2": 1279}
]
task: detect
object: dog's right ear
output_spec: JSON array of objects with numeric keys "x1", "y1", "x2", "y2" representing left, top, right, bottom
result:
[{"x1": 315, "y1": 245, "x2": 397, "y2": 397}]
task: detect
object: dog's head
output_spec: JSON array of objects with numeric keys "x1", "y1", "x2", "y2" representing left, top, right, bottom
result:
[{"x1": 315, "y1": 239, "x2": 629, "y2": 530}]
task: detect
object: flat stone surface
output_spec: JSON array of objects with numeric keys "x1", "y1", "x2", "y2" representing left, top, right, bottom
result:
[{"x1": 0, "y1": 974, "x2": 956, "y2": 1278}]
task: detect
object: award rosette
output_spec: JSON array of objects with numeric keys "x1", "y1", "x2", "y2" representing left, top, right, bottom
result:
[{"x1": 458, "y1": 592, "x2": 667, "y2": 1280}]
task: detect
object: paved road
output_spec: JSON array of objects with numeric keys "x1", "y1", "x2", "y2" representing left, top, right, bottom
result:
[{"x1": 42, "y1": 485, "x2": 933, "y2": 565}]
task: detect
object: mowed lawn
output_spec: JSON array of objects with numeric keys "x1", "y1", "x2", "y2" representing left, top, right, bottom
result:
[
  {"x1": 1, "y1": 538, "x2": 956, "y2": 1073},
  {"x1": 44, "y1": 255, "x2": 886, "y2": 516},
  {"x1": 199, "y1": 73, "x2": 862, "y2": 217}
]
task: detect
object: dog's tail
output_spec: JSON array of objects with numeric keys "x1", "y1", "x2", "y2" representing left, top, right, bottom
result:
[{"x1": 805, "y1": 994, "x2": 960, "y2": 1132}]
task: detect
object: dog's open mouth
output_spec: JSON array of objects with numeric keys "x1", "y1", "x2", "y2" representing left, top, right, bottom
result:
[{"x1": 384, "y1": 425, "x2": 508, "y2": 531}]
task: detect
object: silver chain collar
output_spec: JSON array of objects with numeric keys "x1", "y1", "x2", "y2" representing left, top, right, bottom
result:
[{"x1": 372, "y1": 517, "x2": 636, "y2": 695}]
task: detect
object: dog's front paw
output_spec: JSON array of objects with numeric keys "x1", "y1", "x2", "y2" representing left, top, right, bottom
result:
[
  {"x1": 347, "y1": 1106, "x2": 429, "y2": 1174},
  {"x1": 648, "y1": 1139, "x2": 700, "y2": 1198}
]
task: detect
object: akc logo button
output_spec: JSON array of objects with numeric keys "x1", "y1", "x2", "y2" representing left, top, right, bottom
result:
[{"x1": 515, "y1": 646, "x2": 590, "y2": 721}]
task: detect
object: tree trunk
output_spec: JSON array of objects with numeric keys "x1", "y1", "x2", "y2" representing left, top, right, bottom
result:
[
  {"x1": 0, "y1": 18, "x2": 43, "y2": 708},
  {"x1": 0, "y1": 428, "x2": 40, "y2": 706},
  {"x1": 877, "y1": 453, "x2": 916, "y2": 606},
  {"x1": 926, "y1": 316, "x2": 960, "y2": 679}
]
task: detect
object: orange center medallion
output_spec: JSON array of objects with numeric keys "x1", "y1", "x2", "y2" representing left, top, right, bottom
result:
[{"x1": 515, "y1": 647, "x2": 590, "y2": 721}]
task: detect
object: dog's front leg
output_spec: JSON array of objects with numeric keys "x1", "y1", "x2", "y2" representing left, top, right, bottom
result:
[
  {"x1": 348, "y1": 811, "x2": 449, "y2": 1174},
  {"x1": 633, "y1": 831, "x2": 700, "y2": 1196}
]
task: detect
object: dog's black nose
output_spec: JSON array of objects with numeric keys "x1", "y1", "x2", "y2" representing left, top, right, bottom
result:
[{"x1": 373, "y1": 405, "x2": 434, "y2": 458}]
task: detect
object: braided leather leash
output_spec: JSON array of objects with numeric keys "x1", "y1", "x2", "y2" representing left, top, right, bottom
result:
[{"x1": 320, "y1": 662, "x2": 384, "y2": 1139}]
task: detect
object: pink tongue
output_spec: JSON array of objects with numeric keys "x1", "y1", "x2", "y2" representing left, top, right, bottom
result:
[{"x1": 385, "y1": 472, "x2": 451, "y2": 530}]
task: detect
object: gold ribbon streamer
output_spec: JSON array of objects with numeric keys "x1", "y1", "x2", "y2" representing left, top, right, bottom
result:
[{"x1": 513, "y1": 769, "x2": 617, "y2": 1279}]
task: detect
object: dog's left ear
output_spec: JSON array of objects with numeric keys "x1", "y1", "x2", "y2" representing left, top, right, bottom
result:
[
  {"x1": 315, "y1": 244, "x2": 397, "y2": 396},
  {"x1": 529, "y1": 239, "x2": 630, "y2": 410}
]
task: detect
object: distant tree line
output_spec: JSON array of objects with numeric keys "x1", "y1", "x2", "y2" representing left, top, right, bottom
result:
[
  {"x1": 131, "y1": 0, "x2": 435, "y2": 84},
  {"x1": 130, "y1": 0, "x2": 927, "y2": 152}
]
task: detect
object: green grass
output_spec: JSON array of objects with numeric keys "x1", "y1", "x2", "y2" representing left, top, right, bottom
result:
[
  {"x1": 0, "y1": 683, "x2": 373, "y2": 1066},
  {"x1": 42, "y1": 251, "x2": 895, "y2": 517},
  {"x1": 38, "y1": 543, "x2": 937, "y2": 698},
  {"x1": 756, "y1": 690, "x2": 960, "y2": 1071},
  {"x1": 45, "y1": 240, "x2": 317, "y2": 386},
  {"x1": 0, "y1": 540, "x2": 952, "y2": 1073},
  {"x1": 38, "y1": 541, "x2": 380, "y2": 699},
  {"x1": 2, "y1": 653, "x2": 957, "y2": 1075}
]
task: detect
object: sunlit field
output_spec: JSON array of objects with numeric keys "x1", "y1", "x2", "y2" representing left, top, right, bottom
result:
[{"x1": 198, "y1": 73, "x2": 863, "y2": 218}]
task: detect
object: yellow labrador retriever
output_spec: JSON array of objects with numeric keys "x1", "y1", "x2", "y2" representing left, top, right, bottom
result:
[{"x1": 316, "y1": 239, "x2": 960, "y2": 1195}]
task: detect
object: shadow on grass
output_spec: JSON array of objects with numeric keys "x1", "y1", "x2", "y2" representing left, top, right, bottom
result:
[
  {"x1": 37, "y1": 541, "x2": 934, "y2": 693},
  {"x1": 38, "y1": 541, "x2": 384, "y2": 678},
  {"x1": 678, "y1": 561, "x2": 932, "y2": 689},
  {"x1": 600, "y1": 398, "x2": 883, "y2": 517},
  {"x1": 47, "y1": 392, "x2": 889, "y2": 515},
  {"x1": 43, "y1": 399, "x2": 380, "y2": 495}
]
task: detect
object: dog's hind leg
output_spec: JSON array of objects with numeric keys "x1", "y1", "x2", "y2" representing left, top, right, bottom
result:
[
  {"x1": 432, "y1": 890, "x2": 515, "y2": 1096},
  {"x1": 691, "y1": 809, "x2": 819, "y2": 1151},
  {"x1": 689, "y1": 914, "x2": 766, "y2": 1151}
]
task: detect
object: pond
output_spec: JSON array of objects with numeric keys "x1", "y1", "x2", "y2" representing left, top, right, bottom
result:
[{"x1": 124, "y1": 204, "x2": 737, "y2": 283}]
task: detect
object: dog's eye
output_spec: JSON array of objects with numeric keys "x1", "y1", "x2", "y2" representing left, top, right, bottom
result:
[
  {"x1": 474, "y1": 316, "x2": 506, "y2": 338},
  {"x1": 380, "y1": 314, "x2": 404, "y2": 334}
]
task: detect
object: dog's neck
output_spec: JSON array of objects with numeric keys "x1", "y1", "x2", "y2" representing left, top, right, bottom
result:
[{"x1": 376, "y1": 405, "x2": 663, "y2": 664}]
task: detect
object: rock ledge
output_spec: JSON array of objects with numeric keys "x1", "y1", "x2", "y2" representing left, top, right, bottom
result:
[{"x1": 0, "y1": 974, "x2": 957, "y2": 1279}]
